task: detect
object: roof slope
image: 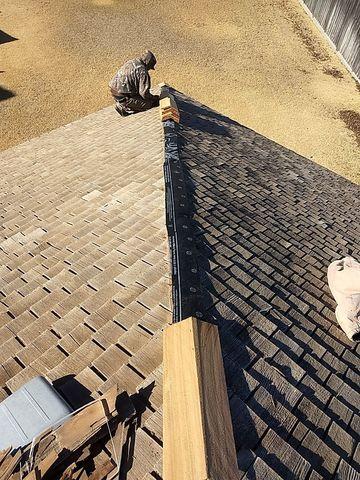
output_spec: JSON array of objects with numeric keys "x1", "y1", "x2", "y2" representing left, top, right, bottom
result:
[
  {"x1": 172, "y1": 90, "x2": 360, "y2": 479},
  {"x1": 0, "y1": 106, "x2": 169, "y2": 478}
]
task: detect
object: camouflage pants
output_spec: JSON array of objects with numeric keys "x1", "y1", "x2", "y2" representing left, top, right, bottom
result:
[{"x1": 115, "y1": 94, "x2": 159, "y2": 113}]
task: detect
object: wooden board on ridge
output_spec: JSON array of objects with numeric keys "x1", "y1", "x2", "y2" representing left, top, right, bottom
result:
[{"x1": 163, "y1": 317, "x2": 239, "y2": 480}]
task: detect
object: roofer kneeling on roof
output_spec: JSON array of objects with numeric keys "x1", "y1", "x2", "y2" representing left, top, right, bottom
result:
[{"x1": 109, "y1": 50, "x2": 160, "y2": 117}]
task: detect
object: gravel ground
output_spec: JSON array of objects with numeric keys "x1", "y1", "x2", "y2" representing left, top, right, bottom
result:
[{"x1": 1, "y1": 0, "x2": 359, "y2": 182}]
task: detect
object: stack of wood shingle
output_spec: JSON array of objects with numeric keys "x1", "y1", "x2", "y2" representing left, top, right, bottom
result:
[
  {"x1": 160, "y1": 95, "x2": 180, "y2": 123},
  {"x1": 0, "y1": 387, "x2": 135, "y2": 480}
]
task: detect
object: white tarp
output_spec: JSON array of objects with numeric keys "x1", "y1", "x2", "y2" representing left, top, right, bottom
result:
[{"x1": 328, "y1": 257, "x2": 360, "y2": 342}]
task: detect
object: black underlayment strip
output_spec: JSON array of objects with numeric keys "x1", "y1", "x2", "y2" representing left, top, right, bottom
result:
[{"x1": 162, "y1": 96, "x2": 202, "y2": 322}]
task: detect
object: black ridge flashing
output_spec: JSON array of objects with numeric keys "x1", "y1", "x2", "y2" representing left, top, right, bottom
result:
[{"x1": 162, "y1": 87, "x2": 202, "y2": 323}]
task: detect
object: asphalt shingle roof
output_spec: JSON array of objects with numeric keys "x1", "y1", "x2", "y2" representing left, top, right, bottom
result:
[
  {"x1": 172, "y1": 89, "x2": 360, "y2": 479},
  {"x1": 0, "y1": 86, "x2": 359, "y2": 479}
]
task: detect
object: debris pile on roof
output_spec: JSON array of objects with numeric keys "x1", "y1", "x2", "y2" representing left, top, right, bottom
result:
[{"x1": 0, "y1": 387, "x2": 135, "y2": 480}]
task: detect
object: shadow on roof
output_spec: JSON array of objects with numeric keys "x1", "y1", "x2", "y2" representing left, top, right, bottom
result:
[
  {"x1": 176, "y1": 98, "x2": 238, "y2": 137},
  {"x1": 53, "y1": 374, "x2": 94, "y2": 409},
  {"x1": 120, "y1": 382, "x2": 155, "y2": 479}
]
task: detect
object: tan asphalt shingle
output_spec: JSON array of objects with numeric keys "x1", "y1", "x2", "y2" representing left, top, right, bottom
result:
[{"x1": 0, "y1": 105, "x2": 170, "y2": 476}]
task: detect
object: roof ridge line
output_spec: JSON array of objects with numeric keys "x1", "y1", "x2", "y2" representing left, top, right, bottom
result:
[{"x1": 161, "y1": 85, "x2": 202, "y2": 323}]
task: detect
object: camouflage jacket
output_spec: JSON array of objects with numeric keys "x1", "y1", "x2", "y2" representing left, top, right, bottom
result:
[{"x1": 109, "y1": 58, "x2": 155, "y2": 100}]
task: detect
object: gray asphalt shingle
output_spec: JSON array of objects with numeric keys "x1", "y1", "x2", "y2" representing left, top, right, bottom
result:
[{"x1": 173, "y1": 89, "x2": 360, "y2": 479}]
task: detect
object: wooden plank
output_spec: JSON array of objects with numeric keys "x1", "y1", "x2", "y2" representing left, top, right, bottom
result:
[
  {"x1": 164, "y1": 318, "x2": 206, "y2": 479},
  {"x1": 163, "y1": 317, "x2": 239, "y2": 480},
  {"x1": 0, "y1": 450, "x2": 22, "y2": 480},
  {"x1": 104, "y1": 421, "x2": 124, "y2": 477},
  {"x1": 162, "y1": 110, "x2": 180, "y2": 119},
  {"x1": 87, "y1": 451, "x2": 115, "y2": 480},
  {"x1": 160, "y1": 95, "x2": 177, "y2": 111},
  {"x1": 161, "y1": 112, "x2": 180, "y2": 123},
  {"x1": 105, "y1": 392, "x2": 136, "y2": 480},
  {"x1": 18, "y1": 389, "x2": 135, "y2": 480},
  {"x1": 20, "y1": 387, "x2": 118, "y2": 480},
  {"x1": 0, "y1": 448, "x2": 11, "y2": 468},
  {"x1": 162, "y1": 106, "x2": 179, "y2": 116},
  {"x1": 56, "y1": 386, "x2": 117, "y2": 450}
]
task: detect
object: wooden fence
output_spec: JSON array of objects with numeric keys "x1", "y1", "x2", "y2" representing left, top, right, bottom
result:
[{"x1": 300, "y1": 0, "x2": 360, "y2": 81}]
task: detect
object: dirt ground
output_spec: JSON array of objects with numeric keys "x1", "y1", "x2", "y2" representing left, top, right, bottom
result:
[{"x1": 1, "y1": 0, "x2": 359, "y2": 182}]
